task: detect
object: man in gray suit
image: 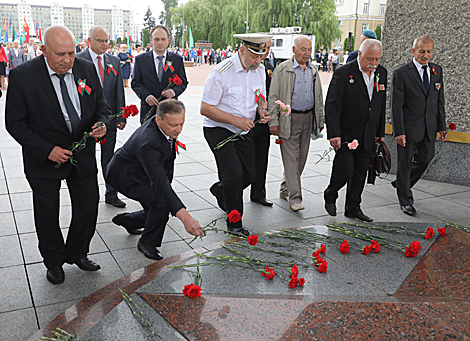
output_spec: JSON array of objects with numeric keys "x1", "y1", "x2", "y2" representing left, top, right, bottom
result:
[
  {"x1": 77, "y1": 26, "x2": 128, "y2": 209},
  {"x1": 27, "y1": 42, "x2": 41, "y2": 61},
  {"x1": 8, "y1": 40, "x2": 26, "y2": 68}
]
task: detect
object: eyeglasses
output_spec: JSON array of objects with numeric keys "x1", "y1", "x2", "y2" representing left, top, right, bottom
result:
[{"x1": 93, "y1": 39, "x2": 109, "y2": 44}]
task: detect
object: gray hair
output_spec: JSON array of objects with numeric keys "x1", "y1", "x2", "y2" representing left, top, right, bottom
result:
[
  {"x1": 43, "y1": 25, "x2": 76, "y2": 48},
  {"x1": 293, "y1": 35, "x2": 311, "y2": 48},
  {"x1": 413, "y1": 35, "x2": 433, "y2": 49},
  {"x1": 88, "y1": 25, "x2": 109, "y2": 40},
  {"x1": 157, "y1": 99, "x2": 185, "y2": 119},
  {"x1": 359, "y1": 39, "x2": 382, "y2": 53}
]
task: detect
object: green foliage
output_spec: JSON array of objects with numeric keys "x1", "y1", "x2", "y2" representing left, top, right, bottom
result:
[
  {"x1": 159, "y1": 0, "x2": 178, "y2": 36},
  {"x1": 142, "y1": 29, "x2": 150, "y2": 47},
  {"x1": 143, "y1": 7, "x2": 156, "y2": 32},
  {"x1": 344, "y1": 35, "x2": 355, "y2": 52},
  {"x1": 116, "y1": 37, "x2": 122, "y2": 45},
  {"x1": 375, "y1": 25, "x2": 381, "y2": 41},
  {"x1": 168, "y1": 0, "x2": 340, "y2": 50},
  {"x1": 208, "y1": 27, "x2": 220, "y2": 49},
  {"x1": 193, "y1": 27, "x2": 204, "y2": 42}
]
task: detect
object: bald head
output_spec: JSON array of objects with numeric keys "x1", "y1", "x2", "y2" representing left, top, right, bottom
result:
[
  {"x1": 293, "y1": 35, "x2": 311, "y2": 49},
  {"x1": 42, "y1": 25, "x2": 76, "y2": 74},
  {"x1": 292, "y1": 35, "x2": 312, "y2": 66}
]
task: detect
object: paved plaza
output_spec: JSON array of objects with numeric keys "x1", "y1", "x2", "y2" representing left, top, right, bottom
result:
[{"x1": 0, "y1": 65, "x2": 469, "y2": 340}]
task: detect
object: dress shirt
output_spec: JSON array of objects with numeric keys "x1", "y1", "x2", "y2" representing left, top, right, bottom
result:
[
  {"x1": 412, "y1": 58, "x2": 430, "y2": 82},
  {"x1": 357, "y1": 59, "x2": 375, "y2": 101},
  {"x1": 44, "y1": 57, "x2": 81, "y2": 133},
  {"x1": 158, "y1": 126, "x2": 173, "y2": 149},
  {"x1": 88, "y1": 48, "x2": 106, "y2": 86},
  {"x1": 291, "y1": 58, "x2": 314, "y2": 111},
  {"x1": 14, "y1": 48, "x2": 19, "y2": 57},
  {"x1": 153, "y1": 49, "x2": 167, "y2": 76},
  {"x1": 202, "y1": 52, "x2": 266, "y2": 134}
]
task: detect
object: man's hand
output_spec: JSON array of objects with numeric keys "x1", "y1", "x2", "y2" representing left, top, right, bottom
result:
[
  {"x1": 176, "y1": 208, "x2": 203, "y2": 236},
  {"x1": 161, "y1": 89, "x2": 175, "y2": 99},
  {"x1": 259, "y1": 108, "x2": 271, "y2": 124},
  {"x1": 395, "y1": 134, "x2": 406, "y2": 147},
  {"x1": 329, "y1": 137, "x2": 341, "y2": 150},
  {"x1": 438, "y1": 131, "x2": 447, "y2": 141},
  {"x1": 146, "y1": 95, "x2": 159, "y2": 106},
  {"x1": 375, "y1": 136, "x2": 384, "y2": 142},
  {"x1": 116, "y1": 122, "x2": 126, "y2": 130},
  {"x1": 269, "y1": 125, "x2": 280, "y2": 136},
  {"x1": 90, "y1": 122, "x2": 107, "y2": 139},
  {"x1": 48, "y1": 146, "x2": 72, "y2": 164},
  {"x1": 235, "y1": 116, "x2": 255, "y2": 132}
]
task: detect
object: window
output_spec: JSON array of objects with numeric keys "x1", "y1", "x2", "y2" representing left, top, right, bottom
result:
[
  {"x1": 362, "y1": 24, "x2": 368, "y2": 31},
  {"x1": 379, "y1": 4, "x2": 386, "y2": 15},
  {"x1": 339, "y1": 20, "x2": 343, "y2": 26},
  {"x1": 276, "y1": 39, "x2": 283, "y2": 47},
  {"x1": 363, "y1": 3, "x2": 369, "y2": 14}
]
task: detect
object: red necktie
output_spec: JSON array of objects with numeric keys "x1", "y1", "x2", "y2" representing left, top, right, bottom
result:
[
  {"x1": 97, "y1": 55, "x2": 105, "y2": 85},
  {"x1": 34, "y1": 51, "x2": 37, "y2": 56}
]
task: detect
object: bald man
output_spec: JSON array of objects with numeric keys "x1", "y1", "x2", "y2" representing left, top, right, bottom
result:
[
  {"x1": 6, "y1": 25, "x2": 111, "y2": 284},
  {"x1": 268, "y1": 35, "x2": 324, "y2": 212}
]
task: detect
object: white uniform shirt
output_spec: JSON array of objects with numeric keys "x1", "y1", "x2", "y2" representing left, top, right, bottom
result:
[{"x1": 202, "y1": 52, "x2": 266, "y2": 134}]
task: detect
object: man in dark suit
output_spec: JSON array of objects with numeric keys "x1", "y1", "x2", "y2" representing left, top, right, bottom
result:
[
  {"x1": 390, "y1": 36, "x2": 447, "y2": 216},
  {"x1": 323, "y1": 39, "x2": 387, "y2": 222},
  {"x1": 132, "y1": 25, "x2": 188, "y2": 122},
  {"x1": 250, "y1": 39, "x2": 274, "y2": 207},
  {"x1": 106, "y1": 99, "x2": 203, "y2": 260},
  {"x1": 8, "y1": 40, "x2": 26, "y2": 68},
  {"x1": 5, "y1": 25, "x2": 110, "y2": 284},
  {"x1": 77, "y1": 25, "x2": 127, "y2": 209}
]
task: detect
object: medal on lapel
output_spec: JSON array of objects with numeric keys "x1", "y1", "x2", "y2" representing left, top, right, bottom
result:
[
  {"x1": 77, "y1": 78, "x2": 92, "y2": 96},
  {"x1": 435, "y1": 83, "x2": 441, "y2": 91},
  {"x1": 374, "y1": 73, "x2": 380, "y2": 92},
  {"x1": 106, "y1": 62, "x2": 117, "y2": 76},
  {"x1": 255, "y1": 88, "x2": 266, "y2": 104},
  {"x1": 349, "y1": 75, "x2": 354, "y2": 83},
  {"x1": 164, "y1": 61, "x2": 175, "y2": 73}
]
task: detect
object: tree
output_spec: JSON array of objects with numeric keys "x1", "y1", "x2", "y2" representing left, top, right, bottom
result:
[
  {"x1": 375, "y1": 25, "x2": 381, "y2": 41},
  {"x1": 143, "y1": 7, "x2": 156, "y2": 32},
  {"x1": 235, "y1": 23, "x2": 245, "y2": 34},
  {"x1": 193, "y1": 28, "x2": 204, "y2": 42},
  {"x1": 142, "y1": 29, "x2": 150, "y2": 47},
  {"x1": 208, "y1": 27, "x2": 220, "y2": 49},
  {"x1": 116, "y1": 37, "x2": 122, "y2": 45},
  {"x1": 344, "y1": 35, "x2": 355, "y2": 52},
  {"x1": 159, "y1": 0, "x2": 178, "y2": 35}
]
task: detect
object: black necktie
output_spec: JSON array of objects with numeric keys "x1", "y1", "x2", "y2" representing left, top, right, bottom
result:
[
  {"x1": 55, "y1": 73, "x2": 81, "y2": 136},
  {"x1": 422, "y1": 65, "x2": 429, "y2": 93},
  {"x1": 157, "y1": 55, "x2": 164, "y2": 82}
]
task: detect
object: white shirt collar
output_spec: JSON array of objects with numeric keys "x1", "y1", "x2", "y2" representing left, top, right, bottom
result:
[
  {"x1": 88, "y1": 47, "x2": 105, "y2": 62},
  {"x1": 234, "y1": 52, "x2": 249, "y2": 73},
  {"x1": 413, "y1": 58, "x2": 429, "y2": 72},
  {"x1": 158, "y1": 126, "x2": 171, "y2": 141},
  {"x1": 357, "y1": 58, "x2": 375, "y2": 79},
  {"x1": 44, "y1": 57, "x2": 73, "y2": 77},
  {"x1": 153, "y1": 49, "x2": 167, "y2": 60}
]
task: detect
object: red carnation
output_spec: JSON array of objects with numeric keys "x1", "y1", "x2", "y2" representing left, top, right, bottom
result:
[
  {"x1": 95, "y1": 138, "x2": 106, "y2": 145},
  {"x1": 183, "y1": 283, "x2": 201, "y2": 298},
  {"x1": 298, "y1": 278, "x2": 305, "y2": 286},
  {"x1": 404, "y1": 248, "x2": 413, "y2": 257},
  {"x1": 320, "y1": 244, "x2": 326, "y2": 254},
  {"x1": 362, "y1": 244, "x2": 372, "y2": 255},
  {"x1": 227, "y1": 210, "x2": 241, "y2": 223},
  {"x1": 275, "y1": 138, "x2": 283, "y2": 144},
  {"x1": 312, "y1": 250, "x2": 320, "y2": 257},
  {"x1": 289, "y1": 264, "x2": 299, "y2": 279},
  {"x1": 314, "y1": 256, "x2": 323, "y2": 265},
  {"x1": 171, "y1": 74, "x2": 183, "y2": 86},
  {"x1": 424, "y1": 227, "x2": 434, "y2": 240},
  {"x1": 247, "y1": 235, "x2": 258, "y2": 246},
  {"x1": 318, "y1": 261, "x2": 328, "y2": 273},
  {"x1": 121, "y1": 104, "x2": 139, "y2": 119},
  {"x1": 288, "y1": 278, "x2": 299, "y2": 288},
  {"x1": 371, "y1": 240, "x2": 381, "y2": 253},
  {"x1": 339, "y1": 240, "x2": 350, "y2": 254},
  {"x1": 449, "y1": 123, "x2": 456, "y2": 131},
  {"x1": 261, "y1": 265, "x2": 275, "y2": 280},
  {"x1": 438, "y1": 227, "x2": 447, "y2": 237},
  {"x1": 410, "y1": 241, "x2": 421, "y2": 253}
]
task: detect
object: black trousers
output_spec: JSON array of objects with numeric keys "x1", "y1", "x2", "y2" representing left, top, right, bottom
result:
[
  {"x1": 396, "y1": 135, "x2": 435, "y2": 206},
  {"x1": 27, "y1": 167, "x2": 99, "y2": 270},
  {"x1": 100, "y1": 122, "x2": 118, "y2": 199},
  {"x1": 250, "y1": 123, "x2": 270, "y2": 201},
  {"x1": 324, "y1": 146, "x2": 370, "y2": 212},
  {"x1": 204, "y1": 127, "x2": 256, "y2": 227}
]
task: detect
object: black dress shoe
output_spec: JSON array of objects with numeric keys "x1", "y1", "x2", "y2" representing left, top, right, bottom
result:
[
  {"x1": 251, "y1": 198, "x2": 273, "y2": 207},
  {"x1": 345, "y1": 210, "x2": 373, "y2": 222},
  {"x1": 71, "y1": 257, "x2": 101, "y2": 271},
  {"x1": 210, "y1": 183, "x2": 226, "y2": 211},
  {"x1": 325, "y1": 203, "x2": 337, "y2": 216},
  {"x1": 105, "y1": 197, "x2": 126, "y2": 208},
  {"x1": 46, "y1": 267, "x2": 65, "y2": 284},
  {"x1": 137, "y1": 240, "x2": 163, "y2": 260},
  {"x1": 112, "y1": 213, "x2": 145, "y2": 234},
  {"x1": 227, "y1": 226, "x2": 250, "y2": 237},
  {"x1": 391, "y1": 180, "x2": 397, "y2": 188},
  {"x1": 401, "y1": 205, "x2": 417, "y2": 216}
]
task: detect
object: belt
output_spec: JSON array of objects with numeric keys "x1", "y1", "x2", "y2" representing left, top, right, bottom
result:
[{"x1": 291, "y1": 108, "x2": 313, "y2": 114}]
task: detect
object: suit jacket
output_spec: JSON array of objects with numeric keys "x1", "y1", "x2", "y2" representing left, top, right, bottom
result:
[
  {"x1": 131, "y1": 50, "x2": 188, "y2": 118},
  {"x1": 390, "y1": 60, "x2": 446, "y2": 142},
  {"x1": 5, "y1": 55, "x2": 111, "y2": 180},
  {"x1": 8, "y1": 48, "x2": 26, "y2": 67},
  {"x1": 105, "y1": 118, "x2": 185, "y2": 215},
  {"x1": 27, "y1": 49, "x2": 41, "y2": 61},
  {"x1": 325, "y1": 60, "x2": 387, "y2": 152},
  {"x1": 76, "y1": 48, "x2": 125, "y2": 123}
]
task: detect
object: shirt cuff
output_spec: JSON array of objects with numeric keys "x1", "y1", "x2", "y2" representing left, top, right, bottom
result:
[{"x1": 202, "y1": 96, "x2": 219, "y2": 106}]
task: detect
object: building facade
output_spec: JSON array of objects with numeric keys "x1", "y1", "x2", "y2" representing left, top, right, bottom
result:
[
  {"x1": 336, "y1": 0, "x2": 386, "y2": 51},
  {"x1": 0, "y1": 0, "x2": 136, "y2": 43}
]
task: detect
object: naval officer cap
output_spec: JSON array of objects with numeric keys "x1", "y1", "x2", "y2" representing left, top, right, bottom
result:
[
  {"x1": 362, "y1": 29, "x2": 377, "y2": 39},
  {"x1": 233, "y1": 33, "x2": 274, "y2": 55}
]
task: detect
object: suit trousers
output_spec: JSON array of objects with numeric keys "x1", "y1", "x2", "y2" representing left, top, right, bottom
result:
[
  {"x1": 396, "y1": 135, "x2": 435, "y2": 206},
  {"x1": 27, "y1": 167, "x2": 99, "y2": 269},
  {"x1": 279, "y1": 111, "x2": 312, "y2": 205},
  {"x1": 101, "y1": 122, "x2": 118, "y2": 199},
  {"x1": 250, "y1": 122, "x2": 271, "y2": 201},
  {"x1": 324, "y1": 146, "x2": 370, "y2": 212},
  {"x1": 204, "y1": 127, "x2": 256, "y2": 227}
]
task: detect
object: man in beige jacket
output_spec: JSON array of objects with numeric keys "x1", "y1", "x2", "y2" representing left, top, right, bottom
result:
[{"x1": 268, "y1": 36, "x2": 324, "y2": 211}]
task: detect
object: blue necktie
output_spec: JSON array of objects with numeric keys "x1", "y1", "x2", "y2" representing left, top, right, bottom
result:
[{"x1": 422, "y1": 65, "x2": 429, "y2": 93}]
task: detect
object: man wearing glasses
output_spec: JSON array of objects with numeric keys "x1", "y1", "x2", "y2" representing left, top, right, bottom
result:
[{"x1": 77, "y1": 26, "x2": 128, "y2": 210}]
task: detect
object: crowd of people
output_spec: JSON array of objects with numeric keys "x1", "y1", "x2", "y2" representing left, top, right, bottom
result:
[{"x1": 3, "y1": 23, "x2": 446, "y2": 285}]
